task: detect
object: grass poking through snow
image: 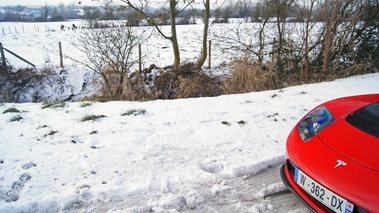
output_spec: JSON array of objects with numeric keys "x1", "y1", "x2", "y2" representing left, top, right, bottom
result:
[
  {"x1": 80, "y1": 115, "x2": 107, "y2": 122},
  {"x1": 121, "y1": 109, "x2": 146, "y2": 116},
  {"x1": 3, "y1": 107, "x2": 20, "y2": 114},
  {"x1": 42, "y1": 101, "x2": 66, "y2": 109}
]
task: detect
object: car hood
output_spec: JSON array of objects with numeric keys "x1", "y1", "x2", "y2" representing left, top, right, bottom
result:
[{"x1": 318, "y1": 119, "x2": 379, "y2": 172}]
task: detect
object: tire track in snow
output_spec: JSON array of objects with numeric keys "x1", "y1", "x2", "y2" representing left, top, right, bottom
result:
[
  {"x1": 73, "y1": 164, "x2": 311, "y2": 213},
  {"x1": 181, "y1": 165, "x2": 311, "y2": 213}
]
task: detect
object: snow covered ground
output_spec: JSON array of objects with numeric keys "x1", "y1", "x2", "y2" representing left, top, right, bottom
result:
[
  {"x1": 0, "y1": 73, "x2": 378, "y2": 212},
  {"x1": 1, "y1": 20, "x2": 378, "y2": 212}
]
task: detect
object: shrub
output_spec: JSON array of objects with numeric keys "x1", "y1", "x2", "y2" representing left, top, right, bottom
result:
[{"x1": 3, "y1": 107, "x2": 20, "y2": 114}]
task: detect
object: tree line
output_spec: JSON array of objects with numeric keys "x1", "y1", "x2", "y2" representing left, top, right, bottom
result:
[{"x1": 3, "y1": 0, "x2": 377, "y2": 24}]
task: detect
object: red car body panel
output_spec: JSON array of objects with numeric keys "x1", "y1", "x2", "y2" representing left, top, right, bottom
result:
[
  {"x1": 319, "y1": 121, "x2": 379, "y2": 171},
  {"x1": 281, "y1": 94, "x2": 379, "y2": 213}
]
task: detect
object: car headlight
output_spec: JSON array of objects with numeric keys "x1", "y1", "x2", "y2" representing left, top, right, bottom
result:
[{"x1": 297, "y1": 106, "x2": 335, "y2": 141}]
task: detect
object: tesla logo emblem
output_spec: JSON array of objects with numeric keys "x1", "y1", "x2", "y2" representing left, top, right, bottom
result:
[{"x1": 334, "y1": 160, "x2": 347, "y2": 168}]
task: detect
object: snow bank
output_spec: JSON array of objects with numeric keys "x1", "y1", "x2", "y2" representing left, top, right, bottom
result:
[{"x1": 0, "y1": 73, "x2": 378, "y2": 212}]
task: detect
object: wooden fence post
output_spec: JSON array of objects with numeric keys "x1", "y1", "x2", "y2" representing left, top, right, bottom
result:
[
  {"x1": 59, "y1": 42, "x2": 63, "y2": 68},
  {"x1": 208, "y1": 40, "x2": 211, "y2": 69},
  {"x1": 0, "y1": 43, "x2": 6, "y2": 66},
  {"x1": 138, "y1": 43, "x2": 142, "y2": 72},
  {"x1": 272, "y1": 37, "x2": 276, "y2": 63}
]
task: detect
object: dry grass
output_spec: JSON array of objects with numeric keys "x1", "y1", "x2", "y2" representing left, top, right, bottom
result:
[
  {"x1": 97, "y1": 67, "x2": 125, "y2": 98},
  {"x1": 122, "y1": 72, "x2": 152, "y2": 101},
  {"x1": 222, "y1": 60, "x2": 276, "y2": 94},
  {"x1": 92, "y1": 66, "x2": 152, "y2": 101},
  {"x1": 176, "y1": 74, "x2": 222, "y2": 98},
  {"x1": 152, "y1": 69, "x2": 179, "y2": 99},
  {"x1": 152, "y1": 63, "x2": 223, "y2": 99},
  {"x1": 91, "y1": 61, "x2": 279, "y2": 101}
]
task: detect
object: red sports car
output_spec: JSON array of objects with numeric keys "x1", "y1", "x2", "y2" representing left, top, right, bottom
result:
[{"x1": 281, "y1": 94, "x2": 379, "y2": 213}]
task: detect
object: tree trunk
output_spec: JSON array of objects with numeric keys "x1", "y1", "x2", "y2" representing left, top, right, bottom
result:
[
  {"x1": 322, "y1": 0, "x2": 334, "y2": 74},
  {"x1": 274, "y1": 0, "x2": 285, "y2": 74},
  {"x1": 170, "y1": 0, "x2": 180, "y2": 68},
  {"x1": 303, "y1": 0, "x2": 315, "y2": 80},
  {"x1": 322, "y1": 22, "x2": 331, "y2": 74},
  {"x1": 196, "y1": 0, "x2": 210, "y2": 69}
]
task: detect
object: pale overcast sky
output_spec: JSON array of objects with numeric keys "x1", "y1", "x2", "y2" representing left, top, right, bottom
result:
[
  {"x1": 0, "y1": 0, "x2": 102, "y2": 6},
  {"x1": 0, "y1": 0, "x2": 251, "y2": 8}
]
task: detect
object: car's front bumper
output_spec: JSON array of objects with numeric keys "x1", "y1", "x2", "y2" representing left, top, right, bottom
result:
[
  {"x1": 281, "y1": 159, "x2": 372, "y2": 213},
  {"x1": 280, "y1": 161, "x2": 324, "y2": 213}
]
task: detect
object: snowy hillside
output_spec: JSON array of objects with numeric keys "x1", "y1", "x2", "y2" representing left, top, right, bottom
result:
[{"x1": 0, "y1": 73, "x2": 378, "y2": 212}]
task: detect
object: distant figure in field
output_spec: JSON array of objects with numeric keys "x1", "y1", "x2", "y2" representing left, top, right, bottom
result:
[
  {"x1": 72, "y1": 24, "x2": 78, "y2": 31},
  {"x1": 60, "y1": 24, "x2": 64, "y2": 31}
]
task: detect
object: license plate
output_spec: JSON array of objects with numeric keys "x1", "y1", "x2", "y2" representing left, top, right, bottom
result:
[{"x1": 294, "y1": 167, "x2": 354, "y2": 213}]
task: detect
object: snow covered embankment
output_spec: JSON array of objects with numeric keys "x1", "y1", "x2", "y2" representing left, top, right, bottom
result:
[{"x1": 0, "y1": 73, "x2": 378, "y2": 212}]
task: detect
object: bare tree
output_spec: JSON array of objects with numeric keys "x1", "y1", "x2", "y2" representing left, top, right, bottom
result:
[
  {"x1": 214, "y1": 0, "x2": 274, "y2": 63},
  {"x1": 269, "y1": 0, "x2": 295, "y2": 74},
  {"x1": 121, "y1": 0, "x2": 194, "y2": 68},
  {"x1": 83, "y1": 6, "x2": 101, "y2": 28},
  {"x1": 66, "y1": 24, "x2": 150, "y2": 97},
  {"x1": 296, "y1": 0, "x2": 320, "y2": 79},
  {"x1": 316, "y1": 0, "x2": 378, "y2": 75},
  {"x1": 215, "y1": 0, "x2": 378, "y2": 87},
  {"x1": 67, "y1": 3, "x2": 80, "y2": 19},
  {"x1": 120, "y1": 0, "x2": 217, "y2": 69},
  {"x1": 321, "y1": 0, "x2": 333, "y2": 74},
  {"x1": 354, "y1": 0, "x2": 379, "y2": 70},
  {"x1": 40, "y1": 3, "x2": 51, "y2": 21}
]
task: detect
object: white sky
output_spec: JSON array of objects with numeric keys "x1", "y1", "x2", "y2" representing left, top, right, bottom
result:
[
  {"x1": 0, "y1": 0, "x2": 101, "y2": 6},
  {"x1": 0, "y1": 0, "x2": 255, "y2": 8}
]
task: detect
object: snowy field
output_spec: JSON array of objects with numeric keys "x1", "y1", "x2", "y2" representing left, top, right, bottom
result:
[
  {"x1": 0, "y1": 20, "x2": 260, "y2": 70},
  {"x1": 0, "y1": 73, "x2": 378, "y2": 212},
  {"x1": 1, "y1": 20, "x2": 278, "y2": 101},
  {"x1": 1, "y1": 20, "x2": 310, "y2": 102}
]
